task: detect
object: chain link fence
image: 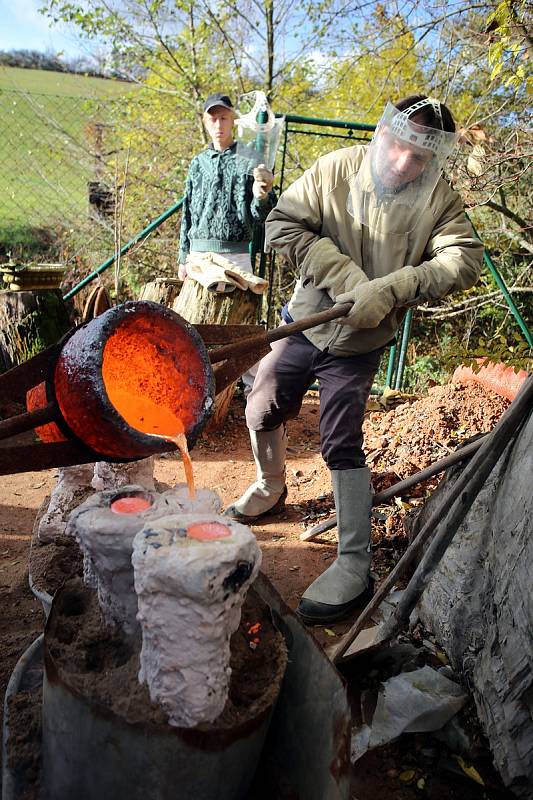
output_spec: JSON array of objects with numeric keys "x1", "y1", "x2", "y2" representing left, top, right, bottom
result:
[
  {"x1": 0, "y1": 82, "x2": 187, "y2": 294},
  {"x1": 1, "y1": 88, "x2": 115, "y2": 231}
]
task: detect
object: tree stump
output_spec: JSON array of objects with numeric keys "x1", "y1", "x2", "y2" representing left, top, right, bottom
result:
[
  {"x1": 138, "y1": 277, "x2": 183, "y2": 307},
  {"x1": 173, "y1": 278, "x2": 261, "y2": 431},
  {"x1": 0, "y1": 289, "x2": 72, "y2": 373}
]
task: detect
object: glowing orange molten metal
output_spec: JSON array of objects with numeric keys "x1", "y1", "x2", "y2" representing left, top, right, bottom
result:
[
  {"x1": 187, "y1": 522, "x2": 232, "y2": 541},
  {"x1": 111, "y1": 496, "x2": 152, "y2": 514},
  {"x1": 101, "y1": 322, "x2": 201, "y2": 438}
]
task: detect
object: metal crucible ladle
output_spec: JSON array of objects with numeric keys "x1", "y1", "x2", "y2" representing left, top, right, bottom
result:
[{"x1": 0, "y1": 300, "x2": 352, "y2": 475}]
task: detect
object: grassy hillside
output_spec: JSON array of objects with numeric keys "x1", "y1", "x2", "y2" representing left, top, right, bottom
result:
[
  {"x1": 0, "y1": 65, "x2": 133, "y2": 97},
  {"x1": 0, "y1": 67, "x2": 134, "y2": 252}
]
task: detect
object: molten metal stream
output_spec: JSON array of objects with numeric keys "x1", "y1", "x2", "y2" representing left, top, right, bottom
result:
[{"x1": 164, "y1": 433, "x2": 196, "y2": 500}]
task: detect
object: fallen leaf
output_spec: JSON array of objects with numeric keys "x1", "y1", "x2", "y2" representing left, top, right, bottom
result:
[
  {"x1": 323, "y1": 628, "x2": 336, "y2": 637},
  {"x1": 399, "y1": 769, "x2": 416, "y2": 783},
  {"x1": 417, "y1": 777, "x2": 426, "y2": 789},
  {"x1": 454, "y1": 756, "x2": 485, "y2": 785}
]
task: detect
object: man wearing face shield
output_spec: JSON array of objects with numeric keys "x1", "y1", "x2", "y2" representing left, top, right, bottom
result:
[{"x1": 224, "y1": 95, "x2": 483, "y2": 625}]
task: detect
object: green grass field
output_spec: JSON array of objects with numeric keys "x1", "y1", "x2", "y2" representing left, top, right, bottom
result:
[{"x1": 0, "y1": 66, "x2": 134, "y2": 253}]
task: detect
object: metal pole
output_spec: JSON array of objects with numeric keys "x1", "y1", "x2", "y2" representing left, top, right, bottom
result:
[
  {"x1": 394, "y1": 309, "x2": 414, "y2": 390},
  {"x1": 63, "y1": 198, "x2": 184, "y2": 301},
  {"x1": 281, "y1": 114, "x2": 375, "y2": 134},
  {"x1": 468, "y1": 215, "x2": 532, "y2": 348},
  {"x1": 385, "y1": 344, "x2": 397, "y2": 388}
]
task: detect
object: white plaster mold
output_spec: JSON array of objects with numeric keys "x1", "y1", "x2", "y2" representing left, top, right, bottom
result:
[{"x1": 132, "y1": 513, "x2": 261, "y2": 728}]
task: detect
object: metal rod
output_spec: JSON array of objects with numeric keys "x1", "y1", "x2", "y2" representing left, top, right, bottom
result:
[
  {"x1": 385, "y1": 342, "x2": 397, "y2": 388},
  {"x1": 63, "y1": 198, "x2": 184, "y2": 300},
  {"x1": 285, "y1": 128, "x2": 372, "y2": 142},
  {"x1": 282, "y1": 114, "x2": 376, "y2": 133},
  {"x1": 209, "y1": 303, "x2": 352, "y2": 364},
  {"x1": 300, "y1": 434, "x2": 487, "y2": 542},
  {"x1": 0, "y1": 403, "x2": 57, "y2": 440},
  {"x1": 467, "y1": 215, "x2": 532, "y2": 348}
]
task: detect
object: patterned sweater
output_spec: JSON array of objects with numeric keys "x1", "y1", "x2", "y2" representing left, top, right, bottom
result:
[{"x1": 178, "y1": 143, "x2": 276, "y2": 265}]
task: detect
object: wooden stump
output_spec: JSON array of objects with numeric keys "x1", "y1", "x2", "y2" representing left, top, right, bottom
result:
[
  {"x1": 173, "y1": 278, "x2": 261, "y2": 431},
  {"x1": 138, "y1": 277, "x2": 183, "y2": 307},
  {"x1": 0, "y1": 289, "x2": 72, "y2": 373}
]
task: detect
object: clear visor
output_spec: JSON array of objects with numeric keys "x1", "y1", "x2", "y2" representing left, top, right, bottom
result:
[
  {"x1": 235, "y1": 90, "x2": 284, "y2": 174},
  {"x1": 347, "y1": 101, "x2": 457, "y2": 234}
]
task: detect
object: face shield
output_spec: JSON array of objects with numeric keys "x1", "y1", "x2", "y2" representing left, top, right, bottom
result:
[
  {"x1": 347, "y1": 100, "x2": 458, "y2": 234},
  {"x1": 235, "y1": 91, "x2": 284, "y2": 174}
]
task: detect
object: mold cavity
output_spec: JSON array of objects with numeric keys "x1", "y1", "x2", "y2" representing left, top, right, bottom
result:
[
  {"x1": 187, "y1": 521, "x2": 232, "y2": 541},
  {"x1": 111, "y1": 491, "x2": 153, "y2": 515}
]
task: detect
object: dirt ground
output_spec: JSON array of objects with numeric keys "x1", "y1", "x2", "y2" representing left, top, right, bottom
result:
[{"x1": 0, "y1": 379, "x2": 514, "y2": 799}]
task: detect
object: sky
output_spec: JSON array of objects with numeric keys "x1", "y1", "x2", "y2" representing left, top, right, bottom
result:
[{"x1": 0, "y1": 0, "x2": 86, "y2": 58}]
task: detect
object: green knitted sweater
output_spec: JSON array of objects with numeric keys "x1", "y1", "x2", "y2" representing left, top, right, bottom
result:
[{"x1": 178, "y1": 143, "x2": 276, "y2": 265}]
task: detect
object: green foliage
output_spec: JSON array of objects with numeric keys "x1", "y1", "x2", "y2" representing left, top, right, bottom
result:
[
  {"x1": 444, "y1": 332, "x2": 532, "y2": 375},
  {"x1": 486, "y1": 0, "x2": 532, "y2": 90},
  {"x1": 7, "y1": 0, "x2": 527, "y2": 351}
]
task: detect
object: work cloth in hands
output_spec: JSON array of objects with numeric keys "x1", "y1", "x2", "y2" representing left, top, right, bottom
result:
[{"x1": 182, "y1": 251, "x2": 268, "y2": 294}]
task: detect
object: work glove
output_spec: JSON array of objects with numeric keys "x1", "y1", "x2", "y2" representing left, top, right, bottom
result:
[
  {"x1": 301, "y1": 237, "x2": 368, "y2": 295},
  {"x1": 336, "y1": 266, "x2": 419, "y2": 330},
  {"x1": 252, "y1": 164, "x2": 274, "y2": 201}
]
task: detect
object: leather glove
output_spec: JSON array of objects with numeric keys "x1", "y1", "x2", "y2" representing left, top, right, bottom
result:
[
  {"x1": 252, "y1": 163, "x2": 274, "y2": 201},
  {"x1": 336, "y1": 266, "x2": 419, "y2": 330}
]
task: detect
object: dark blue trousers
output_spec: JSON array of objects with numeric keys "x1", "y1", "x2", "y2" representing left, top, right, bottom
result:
[{"x1": 245, "y1": 331, "x2": 383, "y2": 470}]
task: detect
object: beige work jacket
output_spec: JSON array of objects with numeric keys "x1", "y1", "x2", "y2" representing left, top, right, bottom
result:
[{"x1": 265, "y1": 145, "x2": 483, "y2": 356}]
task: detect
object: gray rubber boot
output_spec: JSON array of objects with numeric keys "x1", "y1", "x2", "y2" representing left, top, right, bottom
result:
[
  {"x1": 224, "y1": 427, "x2": 287, "y2": 522},
  {"x1": 297, "y1": 467, "x2": 373, "y2": 623}
]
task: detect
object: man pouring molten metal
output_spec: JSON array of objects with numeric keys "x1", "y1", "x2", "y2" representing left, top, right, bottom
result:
[{"x1": 225, "y1": 95, "x2": 483, "y2": 625}]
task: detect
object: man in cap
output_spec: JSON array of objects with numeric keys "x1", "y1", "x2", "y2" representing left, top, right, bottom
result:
[
  {"x1": 178, "y1": 92, "x2": 276, "y2": 284},
  {"x1": 224, "y1": 95, "x2": 483, "y2": 624}
]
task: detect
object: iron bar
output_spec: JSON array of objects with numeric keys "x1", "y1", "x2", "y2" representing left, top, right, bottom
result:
[
  {"x1": 394, "y1": 309, "x2": 414, "y2": 390},
  {"x1": 300, "y1": 434, "x2": 486, "y2": 542},
  {"x1": 0, "y1": 403, "x2": 57, "y2": 441}
]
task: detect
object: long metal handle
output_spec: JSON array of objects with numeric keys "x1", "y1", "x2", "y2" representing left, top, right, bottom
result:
[
  {"x1": 0, "y1": 402, "x2": 57, "y2": 441},
  {"x1": 209, "y1": 303, "x2": 352, "y2": 364}
]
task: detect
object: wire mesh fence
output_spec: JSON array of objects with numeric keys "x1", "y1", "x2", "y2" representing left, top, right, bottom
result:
[
  {"x1": 0, "y1": 81, "x2": 190, "y2": 294},
  {"x1": 1, "y1": 88, "x2": 113, "y2": 230}
]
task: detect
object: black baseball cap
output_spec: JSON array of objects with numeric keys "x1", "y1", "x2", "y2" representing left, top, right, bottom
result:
[{"x1": 203, "y1": 93, "x2": 234, "y2": 113}]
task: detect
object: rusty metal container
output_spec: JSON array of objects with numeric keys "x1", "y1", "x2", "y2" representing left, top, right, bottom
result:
[
  {"x1": 41, "y1": 578, "x2": 287, "y2": 800},
  {"x1": 4, "y1": 574, "x2": 351, "y2": 800},
  {"x1": 28, "y1": 300, "x2": 215, "y2": 460}
]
